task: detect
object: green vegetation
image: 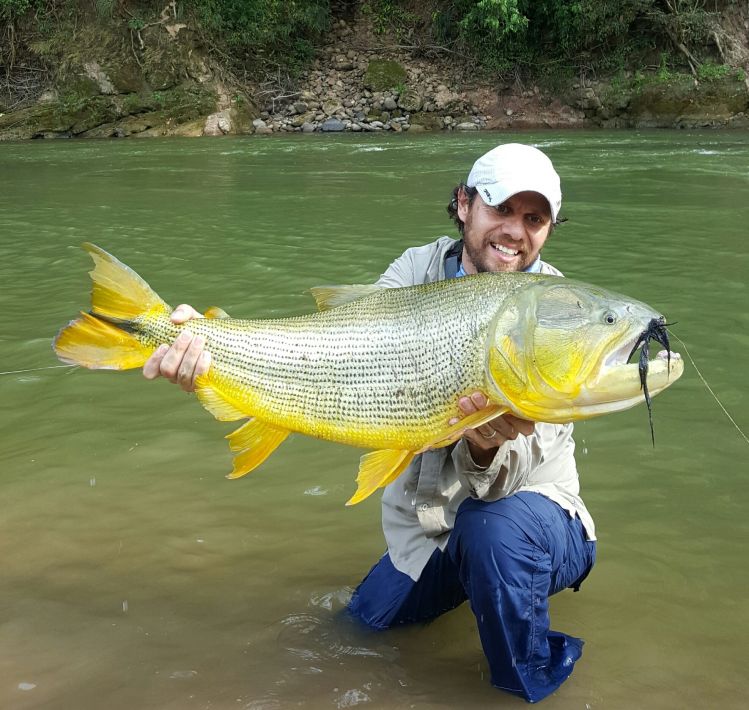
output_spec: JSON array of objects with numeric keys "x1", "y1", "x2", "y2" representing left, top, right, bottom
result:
[
  {"x1": 364, "y1": 59, "x2": 408, "y2": 91},
  {"x1": 186, "y1": 0, "x2": 330, "y2": 75},
  {"x1": 361, "y1": 0, "x2": 418, "y2": 39},
  {"x1": 0, "y1": 1, "x2": 739, "y2": 82},
  {"x1": 428, "y1": 0, "x2": 720, "y2": 77},
  {"x1": 0, "y1": 0, "x2": 745, "y2": 134}
]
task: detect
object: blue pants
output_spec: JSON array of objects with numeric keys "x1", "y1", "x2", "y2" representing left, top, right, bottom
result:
[{"x1": 348, "y1": 492, "x2": 596, "y2": 703}]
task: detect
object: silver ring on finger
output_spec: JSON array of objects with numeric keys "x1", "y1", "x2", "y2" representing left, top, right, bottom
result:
[{"x1": 479, "y1": 428, "x2": 498, "y2": 440}]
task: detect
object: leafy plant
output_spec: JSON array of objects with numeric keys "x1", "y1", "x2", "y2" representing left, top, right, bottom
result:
[
  {"x1": 186, "y1": 0, "x2": 330, "y2": 73},
  {"x1": 361, "y1": 0, "x2": 417, "y2": 38},
  {"x1": 696, "y1": 61, "x2": 733, "y2": 81}
]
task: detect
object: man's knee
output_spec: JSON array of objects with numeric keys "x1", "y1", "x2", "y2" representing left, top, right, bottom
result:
[{"x1": 449, "y1": 496, "x2": 548, "y2": 586}]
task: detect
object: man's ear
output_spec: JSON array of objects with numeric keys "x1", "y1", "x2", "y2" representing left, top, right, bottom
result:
[{"x1": 456, "y1": 186, "x2": 470, "y2": 221}]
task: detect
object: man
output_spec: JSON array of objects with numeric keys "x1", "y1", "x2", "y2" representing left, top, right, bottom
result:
[{"x1": 143, "y1": 143, "x2": 596, "y2": 703}]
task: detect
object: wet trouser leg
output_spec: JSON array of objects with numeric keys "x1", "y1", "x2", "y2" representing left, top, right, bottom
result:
[{"x1": 348, "y1": 492, "x2": 596, "y2": 703}]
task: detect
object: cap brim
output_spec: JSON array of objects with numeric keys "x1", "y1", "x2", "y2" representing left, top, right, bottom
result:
[{"x1": 477, "y1": 182, "x2": 559, "y2": 222}]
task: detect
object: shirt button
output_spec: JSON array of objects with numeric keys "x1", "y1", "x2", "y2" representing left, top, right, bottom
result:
[{"x1": 417, "y1": 503, "x2": 430, "y2": 512}]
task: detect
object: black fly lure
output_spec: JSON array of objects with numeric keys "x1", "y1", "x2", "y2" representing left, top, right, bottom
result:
[{"x1": 626, "y1": 317, "x2": 673, "y2": 445}]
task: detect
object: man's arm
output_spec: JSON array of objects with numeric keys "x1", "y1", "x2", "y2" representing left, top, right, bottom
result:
[{"x1": 449, "y1": 392, "x2": 541, "y2": 501}]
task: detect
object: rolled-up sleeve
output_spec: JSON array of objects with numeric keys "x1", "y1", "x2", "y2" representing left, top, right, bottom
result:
[{"x1": 452, "y1": 433, "x2": 545, "y2": 500}]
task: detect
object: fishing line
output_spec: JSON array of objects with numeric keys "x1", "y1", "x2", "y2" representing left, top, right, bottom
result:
[
  {"x1": 670, "y1": 331, "x2": 749, "y2": 446},
  {"x1": 0, "y1": 364, "x2": 76, "y2": 376}
]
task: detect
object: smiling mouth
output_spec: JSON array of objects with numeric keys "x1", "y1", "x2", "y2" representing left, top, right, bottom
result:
[{"x1": 490, "y1": 242, "x2": 519, "y2": 257}]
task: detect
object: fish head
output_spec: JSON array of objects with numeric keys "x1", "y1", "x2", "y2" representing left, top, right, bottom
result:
[{"x1": 485, "y1": 278, "x2": 684, "y2": 422}]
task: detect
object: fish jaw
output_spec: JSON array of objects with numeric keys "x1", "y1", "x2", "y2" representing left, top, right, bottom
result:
[
  {"x1": 575, "y1": 348, "x2": 685, "y2": 415},
  {"x1": 489, "y1": 349, "x2": 684, "y2": 423}
]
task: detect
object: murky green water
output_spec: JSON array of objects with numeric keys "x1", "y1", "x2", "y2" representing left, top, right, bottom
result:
[{"x1": 1, "y1": 132, "x2": 748, "y2": 709}]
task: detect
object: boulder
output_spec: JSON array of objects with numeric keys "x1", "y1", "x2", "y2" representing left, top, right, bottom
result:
[
  {"x1": 203, "y1": 110, "x2": 232, "y2": 136},
  {"x1": 321, "y1": 117, "x2": 346, "y2": 132},
  {"x1": 398, "y1": 88, "x2": 422, "y2": 112}
]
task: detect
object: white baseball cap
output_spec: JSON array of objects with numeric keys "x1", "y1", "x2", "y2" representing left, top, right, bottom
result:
[{"x1": 466, "y1": 143, "x2": 562, "y2": 222}]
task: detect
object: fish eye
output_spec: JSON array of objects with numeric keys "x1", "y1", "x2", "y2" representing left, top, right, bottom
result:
[{"x1": 604, "y1": 312, "x2": 617, "y2": 325}]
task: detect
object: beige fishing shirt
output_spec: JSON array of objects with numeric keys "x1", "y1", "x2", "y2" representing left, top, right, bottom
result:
[{"x1": 376, "y1": 236, "x2": 596, "y2": 581}]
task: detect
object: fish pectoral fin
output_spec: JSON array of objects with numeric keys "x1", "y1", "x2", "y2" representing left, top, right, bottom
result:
[
  {"x1": 225, "y1": 418, "x2": 290, "y2": 479},
  {"x1": 419, "y1": 405, "x2": 508, "y2": 451},
  {"x1": 194, "y1": 376, "x2": 251, "y2": 422},
  {"x1": 346, "y1": 449, "x2": 415, "y2": 506},
  {"x1": 204, "y1": 306, "x2": 230, "y2": 319},
  {"x1": 309, "y1": 284, "x2": 384, "y2": 311}
]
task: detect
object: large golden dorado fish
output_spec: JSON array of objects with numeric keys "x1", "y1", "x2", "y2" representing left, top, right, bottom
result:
[{"x1": 54, "y1": 244, "x2": 683, "y2": 504}]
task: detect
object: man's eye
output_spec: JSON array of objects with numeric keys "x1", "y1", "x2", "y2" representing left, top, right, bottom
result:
[
  {"x1": 495, "y1": 204, "x2": 510, "y2": 215},
  {"x1": 527, "y1": 215, "x2": 542, "y2": 224}
]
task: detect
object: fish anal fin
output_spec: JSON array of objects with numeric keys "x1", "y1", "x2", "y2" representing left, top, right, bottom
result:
[
  {"x1": 225, "y1": 418, "x2": 290, "y2": 479},
  {"x1": 346, "y1": 449, "x2": 415, "y2": 506},
  {"x1": 420, "y1": 404, "x2": 508, "y2": 451},
  {"x1": 309, "y1": 284, "x2": 384, "y2": 311},
  {"x1": 194, "y1": 375, "x2": 250, "y2": 422},
  {"x1": 204, "y1": 306, "x2": 230, "y2": 319}
]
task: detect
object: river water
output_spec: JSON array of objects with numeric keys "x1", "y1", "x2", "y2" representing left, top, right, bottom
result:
[{"x1": 1, "y1": 132, "x2": 748, "y2": 709}]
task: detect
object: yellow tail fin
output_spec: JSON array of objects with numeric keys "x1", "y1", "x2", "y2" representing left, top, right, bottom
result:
[{"x1": 53, "y1": 243, "x2": 170, "y2": 370}]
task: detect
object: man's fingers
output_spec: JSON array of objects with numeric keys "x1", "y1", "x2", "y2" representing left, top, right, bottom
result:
[
  {"x1": 504, "y1": 415, "x2": 535, "y2": 437},
  {"x1": 143, "y1": 344, "x2": 168, "y2": 380},
  {"x1": 458, "y1": 391, "x2": 488, "y2": 416},
  {"x1": 176, "y1": 334, "x2": 206, "y2": 391},
  {"x1": 171, "y1": 304, "x2": 204, "y2": 324},
  {"x1": 142, "y1": 302, "x2": 211, "y2": 391},
  {"x1": 158, "y1": 329, "x2": 194, "y2": 381},
  {"x1": 470, "y1": 392, "x2": 488, "y2": 410}
]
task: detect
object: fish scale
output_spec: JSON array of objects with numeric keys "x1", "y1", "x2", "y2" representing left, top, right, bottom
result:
[{"x1": 133, "y1": 275, "x2": 532, "y2": 450}]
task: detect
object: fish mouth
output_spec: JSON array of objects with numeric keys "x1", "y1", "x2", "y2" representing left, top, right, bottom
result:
[{"x1": 588, "y1": 318, "x2": 684, "y2": 440}]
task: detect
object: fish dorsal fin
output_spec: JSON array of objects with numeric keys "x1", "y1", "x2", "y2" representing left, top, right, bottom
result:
[
  {"x1": 309, "y1": 284, "x2": 384, "y2": 311},
  {"x1": 346, "y1": 449, "x2": 415, "y2": 506},
  {"x1": 225, "y1": 418, "x2": 290, "y2": 479},
  {"x1": 204, "y1": 306, "x2": 230, "y2": 319},
  {"x1": 194, "y1": 375, "x2": 249, "y2": 421}
]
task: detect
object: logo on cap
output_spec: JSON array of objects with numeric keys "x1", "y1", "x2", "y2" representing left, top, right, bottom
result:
[{"x1": 483, "y1": 188, "x2": 492, "y2": 201}]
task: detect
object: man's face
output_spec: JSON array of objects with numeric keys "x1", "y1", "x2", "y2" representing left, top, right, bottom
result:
[{"x1": 458, "y1": 189, "x2": 553, "y2": 274}]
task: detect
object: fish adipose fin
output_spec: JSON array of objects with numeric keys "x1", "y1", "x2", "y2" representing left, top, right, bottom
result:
[
  {"x1": 204, "y1": 306, "x2": 230, "y2": 319},
  {"x1": 309, "y1": 284, "x2": 384, "y2": 311},
  {"x1": 53, "y1": 243, "x2": 170, "y2": 370},
  {"x1": 346, "y1": 449, "x2": 415, "y2": 506},
  {"x1": 225, "y1": 418, "x2": 290, "y2": 479}
]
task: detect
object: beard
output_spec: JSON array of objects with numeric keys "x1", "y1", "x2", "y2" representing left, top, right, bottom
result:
[{"x1": 462, "y1": 222, "x2": 532, "y2": 274}]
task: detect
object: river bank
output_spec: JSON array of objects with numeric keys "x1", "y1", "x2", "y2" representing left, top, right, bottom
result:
[{"x1": 1, "y1": 2, "x2": 748, "y2": 140}]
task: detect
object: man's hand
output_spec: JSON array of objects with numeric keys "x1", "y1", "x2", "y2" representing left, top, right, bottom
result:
[
  {"x1": 142, "y1": 304, "x2": 210, "y2": 392},
  {"x1": 449, "y1": 392, "x2": 535, "y2": 468}
]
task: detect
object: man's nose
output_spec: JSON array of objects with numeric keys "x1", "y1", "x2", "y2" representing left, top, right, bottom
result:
[{"x1": 503, "y1": 216, "x2": 524, "y2": 240}]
